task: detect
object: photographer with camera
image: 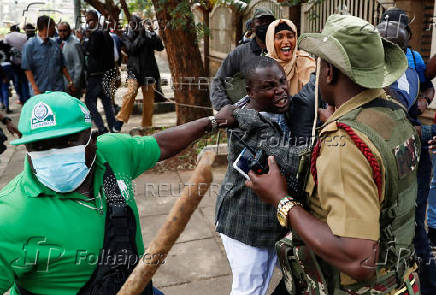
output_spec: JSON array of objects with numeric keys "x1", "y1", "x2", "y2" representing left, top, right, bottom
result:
[
  {"x1": 114, "y1": 15, "x2": 164, "y2": 131},
  {"x1": 79, "y1": 10, "x2": 118, "y2": 135}
]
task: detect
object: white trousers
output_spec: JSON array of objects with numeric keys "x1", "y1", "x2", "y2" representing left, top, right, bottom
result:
[{"x1": 220, "y1": 234, "x2": 277, "y2": 295}]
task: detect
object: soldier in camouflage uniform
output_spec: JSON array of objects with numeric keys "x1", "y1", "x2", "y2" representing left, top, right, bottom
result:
[{"x1": 246, "y1": 15, "x2": 421, "y2": 294}]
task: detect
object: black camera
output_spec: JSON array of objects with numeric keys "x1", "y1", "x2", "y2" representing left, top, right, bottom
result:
[
  {"x1": 248, "y1": 149, "x2": 269, "y2": 175},
  {"x1": 232, "y1": 132, "x2": 269, "y2": 179}
]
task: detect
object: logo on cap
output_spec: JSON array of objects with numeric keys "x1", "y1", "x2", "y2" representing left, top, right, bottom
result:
[
  {"x1": 31, "y1": 102, "x2": 56, "y2": 129},
  {"x1": 79, "y1": 105, "x2": 91, "y2": 123}
]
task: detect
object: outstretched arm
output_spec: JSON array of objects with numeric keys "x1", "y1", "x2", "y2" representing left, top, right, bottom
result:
[{"x1": 153, "y1": 105, "x2": 236, "y2": 161}]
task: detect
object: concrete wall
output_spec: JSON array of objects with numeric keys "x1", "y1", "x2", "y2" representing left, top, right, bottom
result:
[{"x1": 208, "y1": 0, "x2": 289, "y2": 75}]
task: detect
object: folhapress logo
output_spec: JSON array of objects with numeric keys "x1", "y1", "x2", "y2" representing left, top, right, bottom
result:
[{"x1": 10, "y1": 237, "x2": 65, "y2": 273}]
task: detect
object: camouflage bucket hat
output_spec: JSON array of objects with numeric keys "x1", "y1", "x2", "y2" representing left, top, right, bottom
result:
[{"x1": 298, "y1": 14, "x2": 408, "y2": 88}]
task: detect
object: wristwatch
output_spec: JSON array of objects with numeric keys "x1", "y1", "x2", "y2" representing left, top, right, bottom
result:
[
  {"x1": 277, "y1": 197, "x2": 302, "y2": 227},
  {"x1": 208, "y1": 116, "x2": 218, "y2": 133}
]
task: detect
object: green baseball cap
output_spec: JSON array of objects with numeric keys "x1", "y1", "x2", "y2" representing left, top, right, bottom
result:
[
  {"x1": 252, "y1": 8, "x2": 275, "y2": 20},
  {"x1": 298, "y1": 14, "x2": 408, "y2": 88},
  {"x1": 11, "y1": 91, "x2": 92, "y2": 145}
]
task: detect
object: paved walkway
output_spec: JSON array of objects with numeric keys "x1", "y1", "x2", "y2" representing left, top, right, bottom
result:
[
  {"x1": 0, "y1": 129, "x2": 281, "y2": 295},
  {"x1": 0, "y1": 52, "x2": 282, "y2": 294},
  {"x1": 137, "y1": 168, "x2": 233, "y2": 293}
]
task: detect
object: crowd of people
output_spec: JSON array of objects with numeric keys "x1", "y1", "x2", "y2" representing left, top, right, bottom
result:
[
  {"x1": 0, "y1": 6, "x2": 435, "y2": 295},
  {"x1": 0, "y1": 10, "x2": 163, "y2": 143},
  {"x1": 210, "y1": 7, "x2": 436, "y2": 295}
]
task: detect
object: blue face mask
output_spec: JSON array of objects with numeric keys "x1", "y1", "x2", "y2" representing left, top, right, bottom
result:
[{"x1": 28, "y1": 135, "x2": 96, "y2": 193}]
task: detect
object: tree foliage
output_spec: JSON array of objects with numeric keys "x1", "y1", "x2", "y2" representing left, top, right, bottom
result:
[
  {"x1": 83, "y1": 0, "x2": 120, "y2": 21},
  {"x1": 128, "y1": 0, "x2": 155, "y2": 19}
]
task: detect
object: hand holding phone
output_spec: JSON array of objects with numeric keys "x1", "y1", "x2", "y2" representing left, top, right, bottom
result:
[{"x1": 233, "y1": 148, "x2": 269, "y2": 180}]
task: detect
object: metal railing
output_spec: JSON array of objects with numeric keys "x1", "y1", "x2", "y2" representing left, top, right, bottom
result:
[{"x1": 301, "y1": 0, "x2": 394, "y2": 33}]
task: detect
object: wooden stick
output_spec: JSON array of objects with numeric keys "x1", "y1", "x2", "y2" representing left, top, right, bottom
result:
[{"x1": 117, "y1": 150, "x2": 216, "y2": 295}]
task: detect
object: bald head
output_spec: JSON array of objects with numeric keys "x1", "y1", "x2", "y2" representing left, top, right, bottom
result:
[
  {"x1": 377, "y1": 21, "x2": 409, "y2": 52},
  {"x1": 244, "y1": 56, "x2": 283, "y2": 88},
  {"x1": 58, "y1": 22, "x2": 71, "y2": 40}
]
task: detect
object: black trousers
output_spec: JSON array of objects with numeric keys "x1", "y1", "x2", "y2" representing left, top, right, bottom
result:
[{"x1": 85, "y1": 75, "x2": 116, "y2": 131}]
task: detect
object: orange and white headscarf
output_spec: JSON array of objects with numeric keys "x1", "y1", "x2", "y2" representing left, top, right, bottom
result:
[{"x1": 266, "y1": 19, "x2": 315, "y2": 95}]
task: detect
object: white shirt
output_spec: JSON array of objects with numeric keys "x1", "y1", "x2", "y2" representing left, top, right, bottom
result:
[{"x1": 4, "y1": 32, "x2": 27, "y2": 51}]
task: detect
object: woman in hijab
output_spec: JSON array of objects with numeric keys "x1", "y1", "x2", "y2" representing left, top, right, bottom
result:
[{"x1": 266, "y1": 19, "x2": 315, "y2": 96}]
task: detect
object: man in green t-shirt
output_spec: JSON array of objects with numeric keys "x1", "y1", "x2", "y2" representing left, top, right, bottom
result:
[{"x1": 0, "y1": 91, "x2": 234, "y2": 295}]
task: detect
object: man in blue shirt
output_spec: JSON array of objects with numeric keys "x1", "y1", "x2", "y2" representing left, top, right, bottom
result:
[
  {"x1": 407, "y1": 48, "x2": 427, "y2": 82},
  {"x1": 22, "y1": 15, "x2": 74, "y2": 96}
]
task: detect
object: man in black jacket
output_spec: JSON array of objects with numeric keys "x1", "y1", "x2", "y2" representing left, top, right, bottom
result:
[
  {"x1": 81, "y1": 10, "x2": 117, "y2": 135},
  {"x1": 115, "y1": 15, "x2": 164, "y2": 130},
  {"x1": 210, "y1": 8, "x2": 275, "y2": 110}
]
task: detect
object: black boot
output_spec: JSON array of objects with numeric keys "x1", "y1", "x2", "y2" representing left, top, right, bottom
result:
[{"x1": 112, "y1": 120, "x2": 123, "y2": 133}]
